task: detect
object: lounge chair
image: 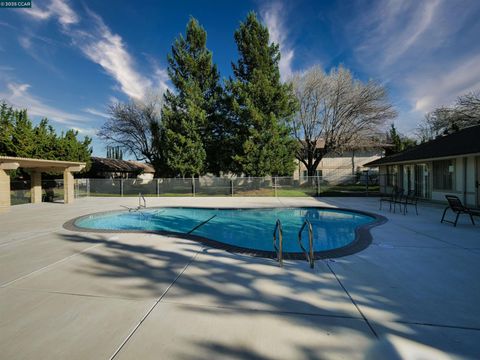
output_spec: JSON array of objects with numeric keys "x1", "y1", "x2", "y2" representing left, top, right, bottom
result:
[
  {"x1": 403, "y1": 190, "x2": 419, "y2": 215},
  {"x1": 440, "y1": 195, "x2": 480, "y2": 227}
]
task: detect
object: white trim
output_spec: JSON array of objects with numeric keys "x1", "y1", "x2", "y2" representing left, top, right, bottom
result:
[{"x1": 369, "y1": 152, "x2": 480, "y2": 167}]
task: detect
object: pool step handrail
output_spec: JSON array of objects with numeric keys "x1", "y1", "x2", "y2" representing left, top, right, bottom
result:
[
  {"x1": 273, "y1": 219, "x2": 284, "y2": 267},
  {"x1": 138, "y1": 193, "x2": 146, "y2": 208},
  {"x1": 298, "y1": 219, "x2": 315, "y2": 269},
  {"x1": 120, "y1": 193, "x2": 147, "y2": 213}
]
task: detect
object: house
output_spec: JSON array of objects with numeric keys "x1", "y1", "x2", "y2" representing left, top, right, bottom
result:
[
  {"x1": 365, "y1": 125, "x2": 480, "y2": 207},
  {"x1": 293, "y1": 139, "x2": 388, "y2": 182},
  {"x1": 83, "y1": 157, "x2": 155, "y2": 180}
]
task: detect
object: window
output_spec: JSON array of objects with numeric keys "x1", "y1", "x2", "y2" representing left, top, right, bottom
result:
[{"x1": 433, "y1": 160, "x2": 454, "y2": 190}]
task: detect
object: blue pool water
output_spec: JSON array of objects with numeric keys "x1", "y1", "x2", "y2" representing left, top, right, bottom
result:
[{"x1": 74, "y1": 207, "x2": 375, "y2": 254}]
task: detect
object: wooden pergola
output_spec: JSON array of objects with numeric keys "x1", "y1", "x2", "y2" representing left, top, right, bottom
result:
[{"x1": 0, "y1": 156, "x2": 86, "y2": 212}]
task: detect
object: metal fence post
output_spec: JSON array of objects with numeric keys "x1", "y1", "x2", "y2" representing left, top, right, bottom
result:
[
  {"x1": 274, "y1": 177, "x2": 277, "y2": 197},
  {"x1": 192, "y1": 177, "x2": 196, "y2": 197},
  {"x1": 156, "y1": 178, "x2": 160, "y2": 197},
  {"x1": 87, "y1": 178, "x2": 90, "y2": 197},
  {"x1": 120, "y1": 178, "x2": 124, "y2": 197},
  {"x1": 231, "y1": 179, "x2": 234, "y2": 197},
  {"x1": 366, "y1": 170, "x2": 369, "y2": 196}
]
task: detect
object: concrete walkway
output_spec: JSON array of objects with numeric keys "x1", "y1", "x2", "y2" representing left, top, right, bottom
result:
[{"x1": 0, "y1": 197, "x2": 479, "y2": 359}]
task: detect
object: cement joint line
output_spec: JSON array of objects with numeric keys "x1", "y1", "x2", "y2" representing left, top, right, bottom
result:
[{"x1": 109, "y1": 246, "x2": 204, "y2": 360}]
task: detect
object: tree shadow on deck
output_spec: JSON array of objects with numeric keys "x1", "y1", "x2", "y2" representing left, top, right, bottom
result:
[{"x1": 59, "y1": 230, "x2": 479, "y2": 359}]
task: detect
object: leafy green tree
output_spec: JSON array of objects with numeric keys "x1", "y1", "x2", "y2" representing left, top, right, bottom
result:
[
  {"x1": 0, "y1": 102, "x2": 92, "y2": 168},
  {"x1": 162, "y1": 17, "x2": 226, "y2": 176},
  {"x1": 227, "y1": 12, "x2": 298, "y2": 176},
  {"x1": 55, "y1": 129, "x2": 92, "y2": 166},
  {"x1": 386, "y1": 124, "x2": 417, "y2": 155}
]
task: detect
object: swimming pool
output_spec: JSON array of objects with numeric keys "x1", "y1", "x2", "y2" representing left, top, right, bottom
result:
[{"x1": 68, "y1": 207, "x2": 384, "y2": 259}]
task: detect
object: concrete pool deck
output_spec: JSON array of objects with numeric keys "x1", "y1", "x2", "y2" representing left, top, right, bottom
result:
[{"x1": 0, "y1": 196, "x2": 479, "y2": 359}]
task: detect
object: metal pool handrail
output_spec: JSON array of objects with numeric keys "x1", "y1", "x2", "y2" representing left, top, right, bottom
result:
[
  {"x1": 273, "y1": 219, "x2": 284, "y2": 267},
  {"x1": 138, "y1": 193, "x2": 146, "y2": 208},
  {"x1": 298, "y1": 219, "x2": 315, "y2": 269}
]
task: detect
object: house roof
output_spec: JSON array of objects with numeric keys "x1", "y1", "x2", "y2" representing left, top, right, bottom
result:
[
  {"x1": 365, "y1": 125, "x2": 480, "y2": 167},
  {"x1": 0, "y1": 156, "x2": 85, "y2": 171},
  {"x1": 91, "y1": 157, "x2": 155, "y2": 173}
]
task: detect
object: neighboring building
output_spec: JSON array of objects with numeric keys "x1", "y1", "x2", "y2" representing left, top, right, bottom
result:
[
  {"x1": 83, "y1": 157, "x2": 155, "y2": 179},
  {"x1": 365, "y1": 125, "x2": 480, "y2": 207},
  {"x1": 293, "y1": 139, "x2": 388, "y2": 182}
]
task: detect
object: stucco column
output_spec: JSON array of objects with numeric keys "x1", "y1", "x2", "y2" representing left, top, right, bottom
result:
[
  {"x1": 0, "y1": 169, "x2": 11, "y2": 212},
  {"x1": 63, "y1": 170, "x2": 74, "y2": 204},
  {"x1": 30, "y1": 170, "x2": 42, "y2": 203},
  {"x1": 0, "y1": 162, "x2": 19, "y2": 212}
]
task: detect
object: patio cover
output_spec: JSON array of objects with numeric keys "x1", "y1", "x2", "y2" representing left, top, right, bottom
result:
[{"x1": 0, "y1": 156, "x2": 86, "y2": 212}]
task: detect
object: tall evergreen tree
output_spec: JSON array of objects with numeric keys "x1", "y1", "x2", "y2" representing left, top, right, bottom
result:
[
  {"x1": 162, "y1": 17, "x2": 226, "y2": 176},
  {"x1": 227, "y1": 12, "x2": 298, "y2": 176}
]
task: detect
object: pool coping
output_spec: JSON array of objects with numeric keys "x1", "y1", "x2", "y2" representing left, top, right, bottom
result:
[{"x1": 63, "y1": 206, "x2": 388, "y2": 260}]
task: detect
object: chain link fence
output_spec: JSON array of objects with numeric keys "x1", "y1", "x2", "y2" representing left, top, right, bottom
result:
[{"x1": 74, "y1": 173, "x2": 380, "y2": 198}]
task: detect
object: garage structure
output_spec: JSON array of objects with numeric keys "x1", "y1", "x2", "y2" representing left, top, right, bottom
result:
[{"x1": 0, "y1": 156, "x2": 86, "y2": 212}]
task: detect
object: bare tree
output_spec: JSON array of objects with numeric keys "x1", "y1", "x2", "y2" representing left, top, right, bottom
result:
[
  {"x1": 98, "y1": 96, "x2": 165, "y2": 175},
  {"x1": 416, "y1": 91, "x2": 480, "y2": 142},
  {"x1": 291, "y1": 66, "x2": 396, "y2": 176},
  {"x1": 457, "y1": 91, "x2": 480, "y2": 119}
]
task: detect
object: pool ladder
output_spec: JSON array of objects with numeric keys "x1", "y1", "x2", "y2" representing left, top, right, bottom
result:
[
  {"x1": 273, "y1": 219, "x2": 284, "y2": 267},
  {"x1": 298, "y1": 219, "x2": 315, "y2": 269},
  {"x1": 273, "y1": 218, "x2": 315, "y2": 269}
]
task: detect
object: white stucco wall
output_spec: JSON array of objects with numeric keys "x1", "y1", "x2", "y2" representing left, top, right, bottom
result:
[
  {"x1": 419, "y1": 156, "x2": 477, "y2": 207},
  {"x1": 377, "y1": 155, "x2": 478, "y2": 207},
  {"x1": 295, "y1": 149, "x2": 383, "y2": 180}
]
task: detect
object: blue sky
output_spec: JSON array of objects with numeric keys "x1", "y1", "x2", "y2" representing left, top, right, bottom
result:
[{"x1": 1, "y1": 0, "x2": 480, "y2": 156}]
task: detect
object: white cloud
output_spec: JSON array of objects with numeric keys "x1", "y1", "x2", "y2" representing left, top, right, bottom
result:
[
  {"x1": 83, "y1": 107, "x2": 110, "y2": 119},
  {"x1": 18, "y1": 36, "x2": 32, "y2": 50},
  {"x1": 24, "y1": 0, "x2": 78, "y2": 27},
  {"x1": 351, "y1": 0, "x2": 442, "y2": 69},
  {"x1": 73, "y1": 13, "x2": 151, "y2": 100},
  {"x1": 344, "y1": 0, "x2": 480, "y2": 134},
  {"x1": 261, "y1": 2, "x2": 295, "y2": 81},
  {"x1": 152, "y1": 63, "x2": 170, "y2": 93},
  {"x1": 71, "y1": 126, "x2": 98, "y2": 137},
  {"x1": 411, "y1": 53, "x2": 480, "y2": 113},
  {"x1": 21, "y1": 1, "x2": 166, "y2": 100},
  {"x1": 1, "y1": 82, "x2": 92, "y2": 125}
]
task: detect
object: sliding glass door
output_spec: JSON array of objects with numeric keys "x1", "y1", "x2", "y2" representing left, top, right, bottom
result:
[{"x1": 415, "y1": 164, "x2": 431, "y2": 199}]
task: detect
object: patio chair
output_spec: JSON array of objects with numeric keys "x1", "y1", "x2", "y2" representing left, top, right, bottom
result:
[
  {"x1": 440, "y1": 195, "x2": 480, "y2": 227},
  {"x1": 379, "y1": 187, "x2": 396, "y2": 211},
  {"x1": 379, "y1": 187, "x2": 404, "y2": 213},
  {"x1": 392, "y1": 188, "x2": 405, "y2": 213},
  {"x1": 403, "y1": 190, "x2": 419, "y2": 215}
]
